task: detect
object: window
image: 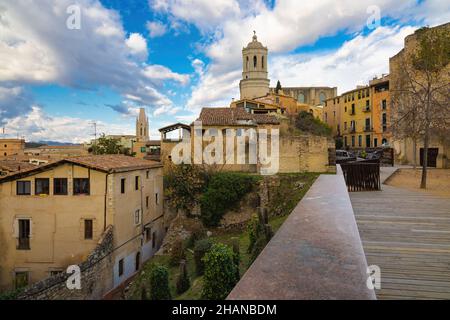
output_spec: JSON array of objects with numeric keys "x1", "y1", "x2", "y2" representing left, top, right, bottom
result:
[
  {"x1": 344, "y1": 136, "x2": 348, "y2": 147},
  {"x1": 17, "y1": 181, "x2": 31, "y2": 195},
  {"x1": 261, "y1": 56, "x2": 264, "y2": 69},
  {"x1": 319, "y1": 92, "x2": 326, "y2": 105},
  {"x1": 35, "y1": 178, "x2": 50, "y2": 195},
  {"x1": 297, "y1": 93, "x2": 305, "y2": 103},
  {"x1": 84, "y1": 219, "x2": 93, "y2": 240},
  {"x1": 146, "y1": 171, "x2": 149, "y2": 179},
  {"x1": 121, "y1": 178, "x2": 125, "y2": 194},
  {"x1": 155, "y1": 193, "x2": 159, "y2": 205},
  {"x1": 135, "y1": 176, "x2": 139, "y2": 190},
  {"x1": 135, "y1": 252, "x2": 141, "y2": 271},
  {"x1": 382, "y1": 99, "x2": 387, "y2": 110},
  {"x1": 351, "y1": 104, "x2": 355, "y2": 114},
  {"x1": 253, "y1": 55, "x2": 257, "y2": 68},
  {"x1": 358, "y1": 135, "x2": 362, "y2": 147},
  {"x1": 146, "y1": 228, "x2": 151, "y2": 242},
  {"x1": 366, "y1": 135, "x2": 371, "y2": 147},
  {"x1": 134, "y1": 209, "x2": 141, "y2": 225},
  {"x1": 152, "y1": 231, "x2": 157, "y2": 248},
  {"x1": 374, "y1": 138, "x2": 378, "y2": 147},
  {"x1": 118, "y1": 259, "x2": 124, "y2": 277},
  {"x1": 73, "y1": 178, "x2": 89, "y2": 195},
  {"x1": 15, "y1": 272, "x2": 29, "y2": 289},
  {"x1": 53, "y1": 178, "x2": 68, "y2": 195},
  {"x1": 146, "y1": 196, "x2": 149, "y2": 208},
  {"x1": 18, "y1": 219, "x2": 30, "y2": 250},
  {"x1": 351, "y1": 136, "x2": 355, "y2": 147}
]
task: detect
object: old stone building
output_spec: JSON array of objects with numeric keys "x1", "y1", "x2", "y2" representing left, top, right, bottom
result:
[
  {"x1": 239, "y1": 32, "x2": 270, "y2": 100},
  {"x1": 0, "y1": 155, "x2": 165, "y2": 297},
  {"x1": 389, "y1": 23, "x2": 450, "y2": 168},
  {"x1": 0, "y1": 139, "x2": 25, "y2": 158},
  {"x1": 271, "y1": 86, "x2": 337, "y2": 107}
]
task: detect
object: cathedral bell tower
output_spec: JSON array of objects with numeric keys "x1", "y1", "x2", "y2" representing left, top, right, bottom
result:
[
  {"x1": 239, "y1": 31, "x2": 270, "y2": 100},
  {"x1": 136, "y1": 107, "x2": 149, "y2": 142}
]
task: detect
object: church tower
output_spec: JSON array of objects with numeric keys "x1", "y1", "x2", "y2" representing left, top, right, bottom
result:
[
  {"x1": 136, "y1": 107, "x2": 149, "y2": 142},
  {"x1": 239, "y1": 31, "x2": 270, "y2": 100}
]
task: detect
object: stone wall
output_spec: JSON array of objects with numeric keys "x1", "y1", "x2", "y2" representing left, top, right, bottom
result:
[
  {"x1": 17, "y1": 226, "x2": 114, "y2": 300},
  {"x1": 279, "y1": 135, "x2": 335, "y2": 173}
]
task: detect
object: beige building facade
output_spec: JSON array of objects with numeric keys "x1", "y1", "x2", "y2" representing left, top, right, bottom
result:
[
  {"x1": 389, "y1": 23, "x2": 450, "y2": 168},
  {"x1": 0, "y1": 139, "x2": 25, "y2": 158},
  {"x1": 0, "y1": 155, "x2": 164, "y2": 295}
]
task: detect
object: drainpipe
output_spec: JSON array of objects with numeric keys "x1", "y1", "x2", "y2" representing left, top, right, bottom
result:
[{"x1": 104, "y1": 172, "x2": 111, "y2": 231}]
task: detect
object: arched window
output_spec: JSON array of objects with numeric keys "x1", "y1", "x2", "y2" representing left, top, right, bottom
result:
[
  {"x1": 253, "y1": 55, "x2": 257, "y2": 68},
  {"x1": 140, "y1": 127, "x2": 143, "y2": 136},
  {"x1": 319, "y1": 92, "x2": 326, "y2": 105},
  {"x1": 298, "y1": 93, "x2": 305, "y2": 103},
  {"x1": 262, "y1": 56, "x2": 264, "y2": 69},
  {"x1": 246, "y1": 56, "x2": 249, "y2": 70}
]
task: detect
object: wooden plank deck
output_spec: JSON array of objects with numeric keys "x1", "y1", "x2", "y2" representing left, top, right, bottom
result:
[{"x1": 350, "y1": 172, "x2": 450, "y2": 300}]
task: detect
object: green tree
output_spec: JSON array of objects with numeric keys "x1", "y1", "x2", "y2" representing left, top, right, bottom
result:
[
  {"x1": 202, "y1": 243, "x2": 239, "y2": 300},
  {"x1": 176, "y1": 260, "x2": 190, "y2": 294},
  {"x1": 391, "y1": 26, "x2": 450, "y2": 188},
  {"x1": 275, "y1": 80, "x2": 282, "y2": 94},
  {"x1": 149, "y1": 264, "x2": 171, "y2": 300},
  {"x1": 194, "y1": 238, "x2": 213, "y2": 276},
  {"x1": 295, "y1": 111, "x2": 332, "y2": 136},
  {"x1": 89, "y1": 134, "x2": 133, "y2": 155},
  {"x1": 164, "y1": 164, "x2": 208, "y2": 216}
]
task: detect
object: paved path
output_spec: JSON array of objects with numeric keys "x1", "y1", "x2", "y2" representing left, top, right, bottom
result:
[{"x1": 350, "y1": 167, "x2": 450, "y2": 299}]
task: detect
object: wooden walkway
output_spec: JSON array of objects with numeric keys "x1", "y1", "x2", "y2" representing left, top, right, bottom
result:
[{"x1": 350, "y1": 169, "x2": 450, "y2": 299}]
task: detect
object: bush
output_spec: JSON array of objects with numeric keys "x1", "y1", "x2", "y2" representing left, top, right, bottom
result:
[
  {"x1": 247, "y1": 209, "x2": 273, "y2": 265},
  {"x1": 202, "y1": 243, "x2": 239, "y2": 300},
  {"x1": 170, "y1": 239, "x2": 186, "y2": 266},
  {"x1": 187, "y1": 225, "x2": 207, "y2": 248},
  {"x1": 200, "y1": 172, "x2": 258, "y2": 227},
  {"x1": 176, "y1": 260, "x2": 190, "y2": 294},
  {"x1": 295, "y1": 111, "x2": 332, "y2": 136},
  {"x1": 231, "y1": 238, "x2": 240, "y2": 280},
  {"x1": 149, "y1": 264, "x2": 171, "y2": 300},
  {"x1": 164, "y1": 164, "x2": 208, "y2": 215},
  {"x1": 194, "y1": 238, "x2": 214, "y2": 275}
]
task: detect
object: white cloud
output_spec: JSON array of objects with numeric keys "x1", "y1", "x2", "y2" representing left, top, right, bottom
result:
[
  {"x1": 3, "y1": 106, "x2": 134, "y2": 143},
  {"x1": 149, "y1": 0, "x2": 241, "y2": 33},
  {"x1": 153, "y1": 105, "x2": 181, "y2": 117},
  {"x1": 146, "y1": 20, "x2": 167, "y2": 38},
  {"x1": 0, "y1": 0, "x2": 185, "y2": 120},
  {"x1": 142, "y1": 65, "x2": 190, "y2": 85},
  {"x1": 125, "y1": 33, "x2": 148, "y2": 60},
  {"x1": 175, "y1": 0, "x2": 449, "y2": 110},
  {"x1": 269, "y1": 26, "x2": 417, "y2": 94}
]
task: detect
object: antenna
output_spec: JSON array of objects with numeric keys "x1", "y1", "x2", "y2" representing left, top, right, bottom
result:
[{"x1": 90, "y1": 121, "x2": 98, "y2": 154}]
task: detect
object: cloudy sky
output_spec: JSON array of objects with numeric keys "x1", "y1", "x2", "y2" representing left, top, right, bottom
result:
[{"x1": 0, "y1": 0, "x2": 449, "y2": 143}]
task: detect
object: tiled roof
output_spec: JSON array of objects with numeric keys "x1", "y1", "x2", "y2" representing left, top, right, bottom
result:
[
  {"x1": 0, "y1": 155, "x2": 162, "y2": 182},
  {"x1": 65, "y1": 155, "x2": 162, "y2": 172},
  {"x1": 194, "y1": 107, "x2": 279, "y2": 126},
  {"x1": 0, "y1": 160, "x2": 38, "y2": 173}
]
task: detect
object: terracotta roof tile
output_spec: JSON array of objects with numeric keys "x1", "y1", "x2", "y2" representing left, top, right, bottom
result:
[{"x1": 194, "y1": 107, "x2": 279, "y2": 126}]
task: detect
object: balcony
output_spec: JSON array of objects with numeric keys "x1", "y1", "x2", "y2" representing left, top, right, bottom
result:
[
  {"x1": 363, "y1": 106, "x2": 371, "y2": 112},
  {"x1": 364, "y1": 126, "x2": 373, "y2": 132},
  {"x1": 349, "y1": 127, "x2": 356, "y2": 133},
  {"x1": 349, "y1": 110, "x2": 356, "y2": 116}
]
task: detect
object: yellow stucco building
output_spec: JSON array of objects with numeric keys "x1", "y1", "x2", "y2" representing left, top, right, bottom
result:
[{"x1": 0, "y1": 155, "x2": 164, "y2": 295}]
